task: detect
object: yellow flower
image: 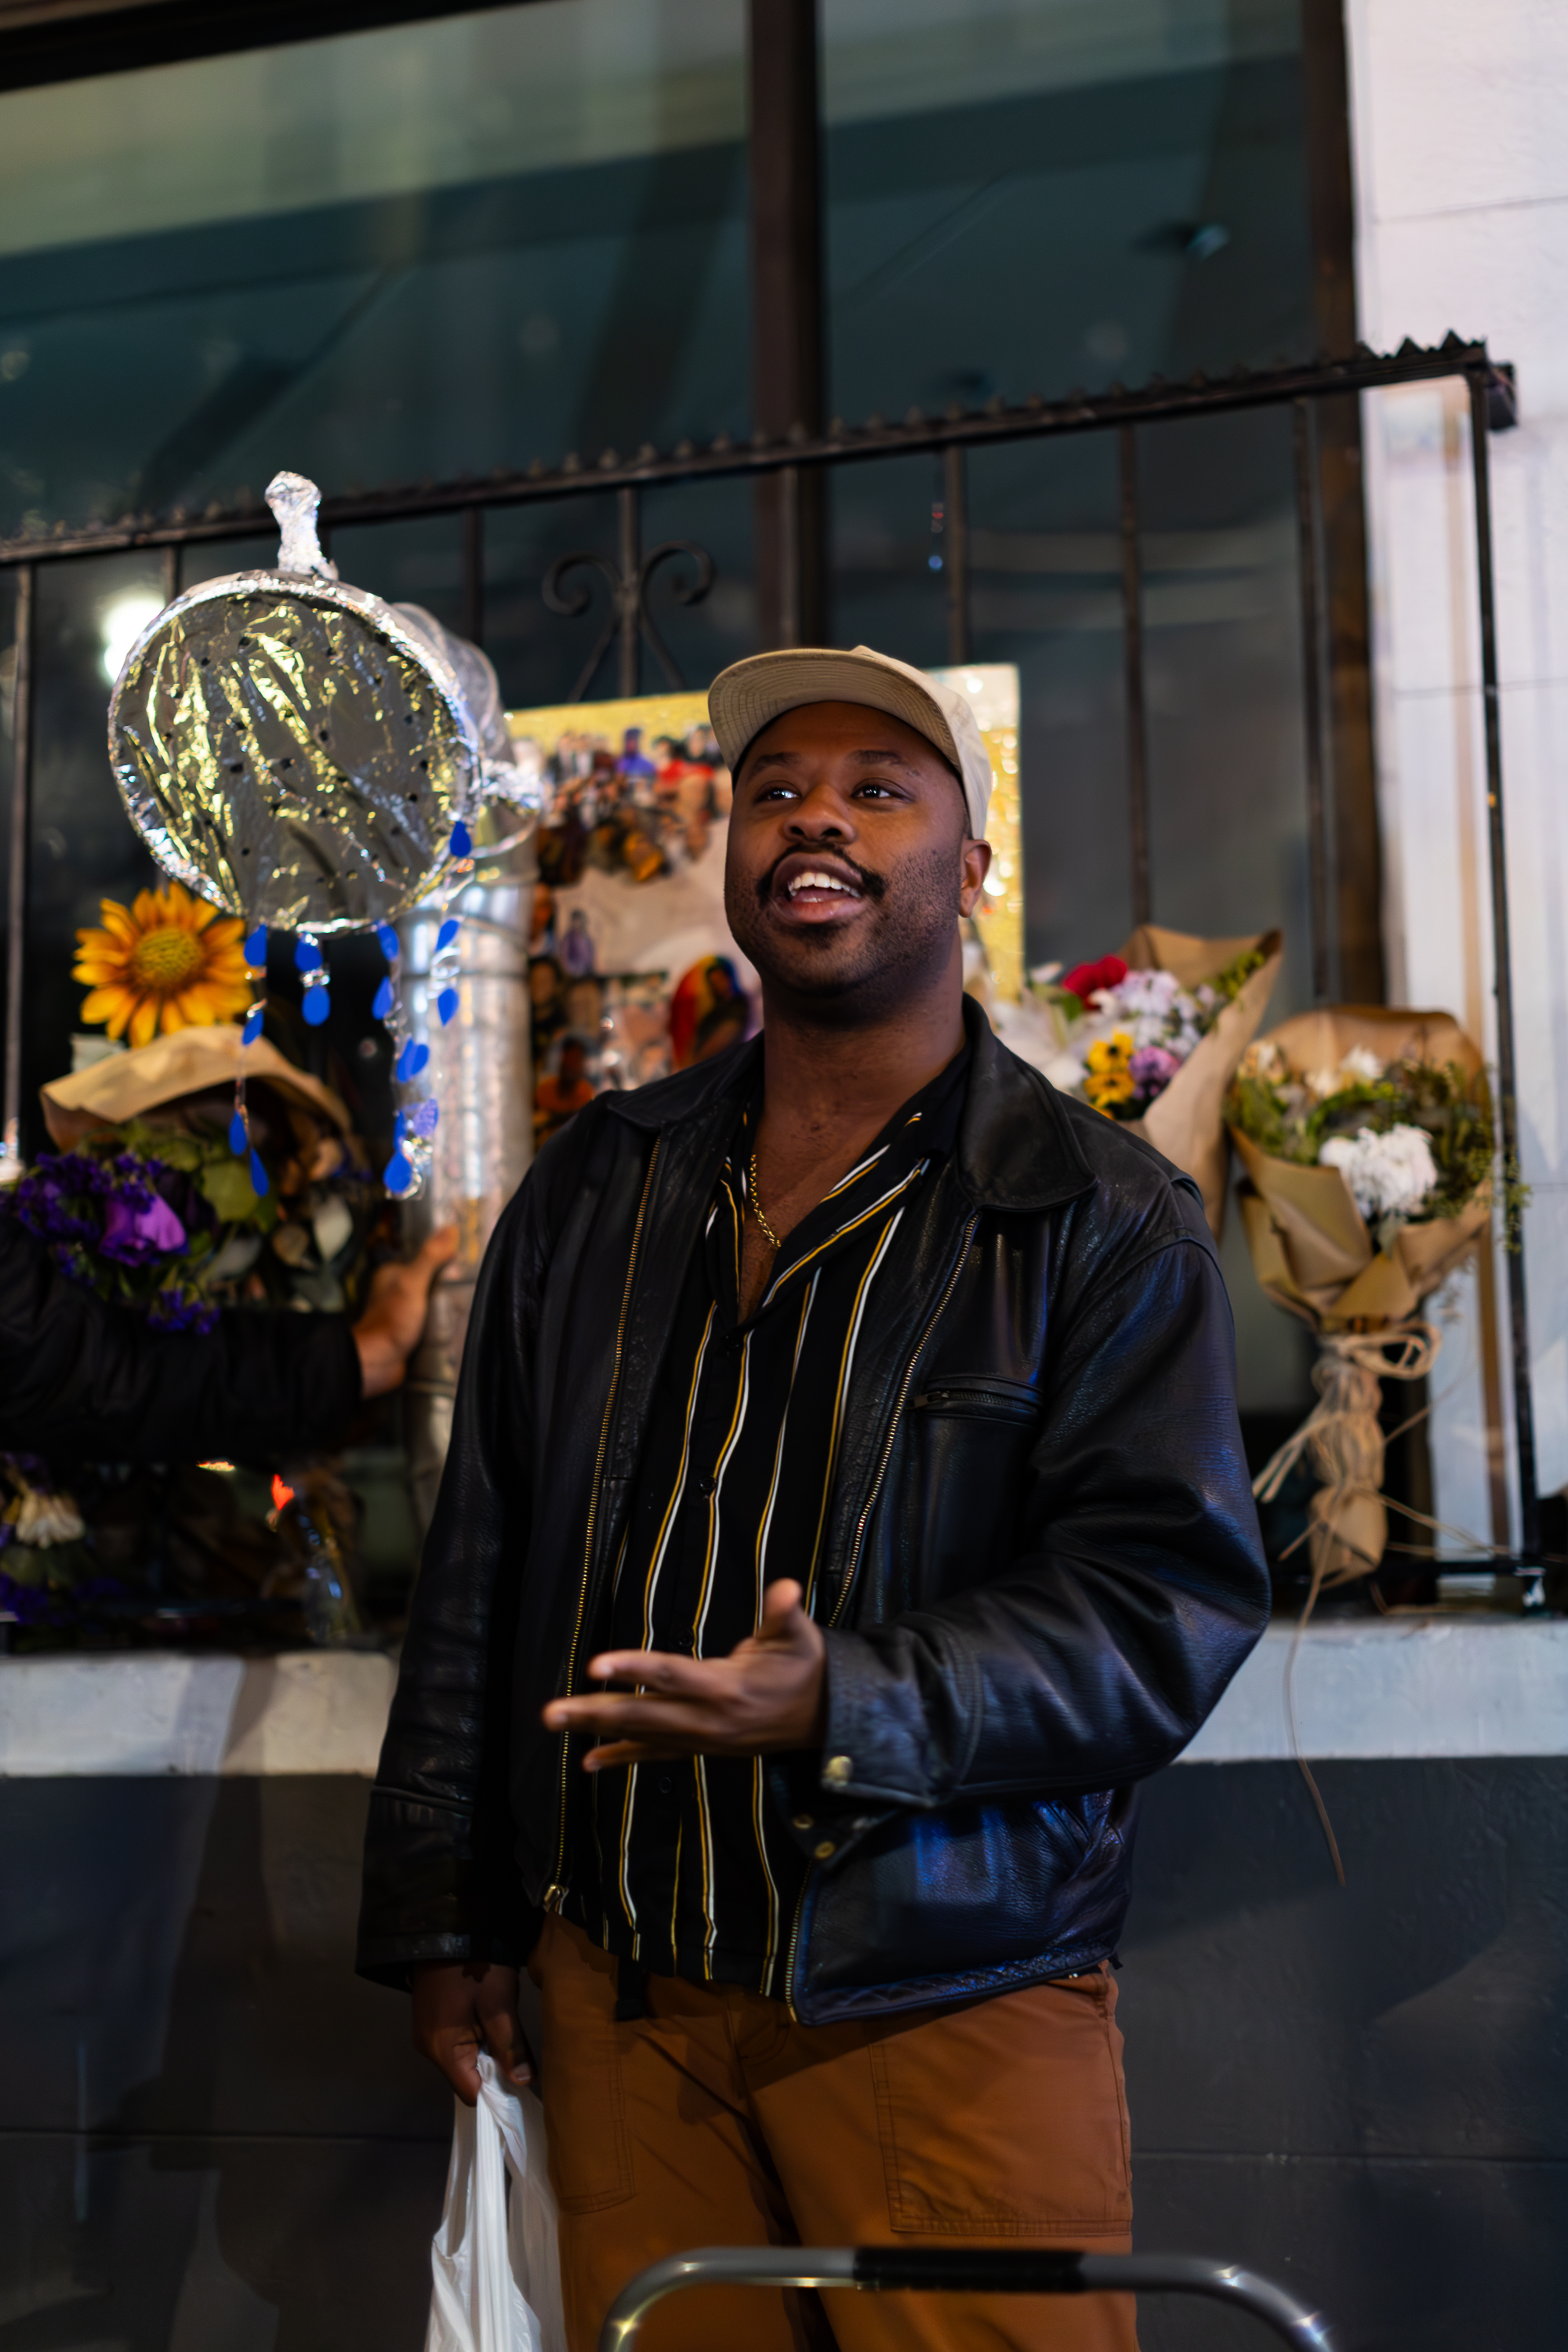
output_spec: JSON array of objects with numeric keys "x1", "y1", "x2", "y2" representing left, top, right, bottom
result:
[
  {"x1": 1085, "y1": 1029, "x2": 1134, "y2": 1075},
  {"x1": 74, "y1": 880, "x2": 250, "y2": 1050},
  {"x1": 1083, "y1": 1030, "x2": 1136, "y2": 1115},
  {"x1": 1085, "y1": 1069, "x2": 1136, "y2": 1111}
]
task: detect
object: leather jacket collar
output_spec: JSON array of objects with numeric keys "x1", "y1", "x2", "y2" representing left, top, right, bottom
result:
[{"x1": 601, "y1": 994, "x2": 1096, "y2": 1215}]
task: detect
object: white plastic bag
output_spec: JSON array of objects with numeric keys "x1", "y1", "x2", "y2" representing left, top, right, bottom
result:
[{"x1": 425, "y1": 2053, "x2": 566, "y2": 2352}]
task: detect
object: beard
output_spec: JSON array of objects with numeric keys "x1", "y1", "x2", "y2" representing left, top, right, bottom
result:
[{"x1": 725, "y1": 834, "x2": 965, "y2": 1022}]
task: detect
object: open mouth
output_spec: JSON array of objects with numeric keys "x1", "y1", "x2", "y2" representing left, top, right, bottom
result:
[
  {"x1": 766, "y1": 851, "x2": 879, "y2": 922},
  {"x1": 786, "y1": 868, "x2": 859, "y2": 902}
]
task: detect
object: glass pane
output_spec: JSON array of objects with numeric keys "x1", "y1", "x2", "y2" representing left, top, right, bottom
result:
[
  {"x1": 1137, "y1": 403, "x2": 1317, "y2": 1418},
  {"x1": 1140, "y1": 405, "x2": 1315, "y2": 1019},
  {"x1": 822, "y1": 0, "x2": 1312, "y2": 425},
  {"x1": 964, "y1": 435, "x2": 1133, "y2": 968},
  {"x1": 830, "y1": 452, "x2": 953, "y2": 674},
  {"x1": 24, "y1": 552, "x2": 166, "y2": 1156},
  {"x1": 487, "y1": 491, "x2": 626, "y2": 710},
  {"x1": 0, "y1": 0, "x2": 748, "y2": 539}
]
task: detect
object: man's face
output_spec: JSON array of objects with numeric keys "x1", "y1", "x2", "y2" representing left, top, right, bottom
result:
[{"x1": 724, "y1": 700, "x2": 990, "y2": 1014}]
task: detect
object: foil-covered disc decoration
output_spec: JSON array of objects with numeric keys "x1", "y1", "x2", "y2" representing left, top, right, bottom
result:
[
  {"x1": 107, "y1": 474, "x2": 483, "y2": 936},
  {"x1": 103, "y1": 472, "x2": 541, "y2": 1199}
]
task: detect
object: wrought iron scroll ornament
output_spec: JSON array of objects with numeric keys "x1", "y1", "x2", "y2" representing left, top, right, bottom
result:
[{"x1": 543, "y1": 532, "x2": 716, "y2": 702}]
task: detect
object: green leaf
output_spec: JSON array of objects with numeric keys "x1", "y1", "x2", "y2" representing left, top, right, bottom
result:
[{"x1": 199, "y1": 1156, "x2": 259, "y2": 1221}]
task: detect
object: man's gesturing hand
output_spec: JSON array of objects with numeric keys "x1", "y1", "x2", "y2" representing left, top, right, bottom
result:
[
  {"x1": 543, "y1": 1578, "x2": 826, "y2": 1769},
  {"x1": 412, "y1": 1960, "x2": 534, "y2": 2107}
]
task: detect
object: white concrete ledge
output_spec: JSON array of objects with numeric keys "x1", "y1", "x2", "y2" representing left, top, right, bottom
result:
[
  {"x1": 1, "y1": 1619, "x2": 1565, "y2": 1776},
  {"x1": 0, "y1": 1650, "x2": 396, "y2": 1776},
  {"x1": 1178, "y1": 1616, "x2": 1568, "y2": 1762}
]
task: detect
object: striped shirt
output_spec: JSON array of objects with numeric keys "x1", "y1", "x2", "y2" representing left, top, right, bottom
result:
[{"x1": 561, "y1": 1046, "x2": 970, "y2": 1997}]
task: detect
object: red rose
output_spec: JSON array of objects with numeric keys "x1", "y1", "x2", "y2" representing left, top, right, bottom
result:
[{"x1": 1059, "y1": 953, "x2": 1127, "y2": 1007}]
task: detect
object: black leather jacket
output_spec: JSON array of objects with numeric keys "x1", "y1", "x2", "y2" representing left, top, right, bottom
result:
[{"x1": 358, "y1": 1003, "x2": 1268, "y2": 2021}]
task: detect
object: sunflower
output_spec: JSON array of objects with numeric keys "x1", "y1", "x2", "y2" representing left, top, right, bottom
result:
[
  {"x1": 1083, "y1": 1029, "x2": 1137, "y2": 1113},
  {"x1": 74, "y1": 881, "x2": 251, "y2": 1049}
]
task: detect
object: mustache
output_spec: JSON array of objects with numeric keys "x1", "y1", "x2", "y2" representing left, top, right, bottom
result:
[{"x1": 757, "y1": 850, "x2": 887, "y2": 907}]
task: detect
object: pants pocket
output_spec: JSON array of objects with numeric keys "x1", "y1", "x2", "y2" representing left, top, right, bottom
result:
[
  {"x1": 532, "y1": 1917, "x2": 636, "y2": 2212},
  {"x1": 869, "y1": 1973, "x2": 1133, "y2": 2236}
]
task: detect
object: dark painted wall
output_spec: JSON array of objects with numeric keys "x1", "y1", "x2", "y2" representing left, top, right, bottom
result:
[{"x1": 2, "y1": 1760, "x2": 1563, "y2": 2350}]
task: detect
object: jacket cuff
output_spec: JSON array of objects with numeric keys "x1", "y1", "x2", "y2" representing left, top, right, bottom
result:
[
  {"x1": 356, "y1": 1787, "x2": 535, "y2": 1985},
  {"x1": 818, "y1": 1628, "x2": 944, "y2": 1806},
  {"x1": 354, "y1": 1919, "x2": 541, "y2": 1993}
]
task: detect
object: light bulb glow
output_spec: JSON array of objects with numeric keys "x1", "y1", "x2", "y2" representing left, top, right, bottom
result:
[{"x1": 100, "y1": 593, "x2": 164, "y2": 684}]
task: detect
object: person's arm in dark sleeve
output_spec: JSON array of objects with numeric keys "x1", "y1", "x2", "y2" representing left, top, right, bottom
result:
[
  {"x1": 355, "y1": 1169, "x2": 547, "y2": 1987},
  {"x1": 0, "y1": 1213, "x2": 361, "y2": 1463},
  {"x1": 816, "y1": 1189, "x2": 1270, "y2": 1809}
]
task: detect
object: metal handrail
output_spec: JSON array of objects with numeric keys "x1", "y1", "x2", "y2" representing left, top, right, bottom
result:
[{"x1": 597, "y1": 2245, "x2": 1339, "y2": 2352}]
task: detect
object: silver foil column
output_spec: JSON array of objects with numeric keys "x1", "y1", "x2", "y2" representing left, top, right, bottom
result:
[{"x1": 397, "y1": 848, "x2": 535, "y2": 1536}]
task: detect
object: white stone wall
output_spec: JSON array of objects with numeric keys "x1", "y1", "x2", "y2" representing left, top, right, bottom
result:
[{"x1": 1347, "y1": 0, "x2": 1568, "y2": 1549}]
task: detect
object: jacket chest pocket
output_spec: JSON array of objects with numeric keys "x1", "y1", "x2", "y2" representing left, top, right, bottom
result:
[
  {"x1": 887, "y1": 1374, "x2": 1040, "y2": 1606},
  {"x1": 913, "y1": 1374, "x2": 1039, "y2": 1425}
]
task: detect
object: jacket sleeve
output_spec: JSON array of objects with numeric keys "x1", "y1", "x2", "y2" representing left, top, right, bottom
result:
[
  {"x1": 355, "y1": 1167, "x2": 547, "y2": 1987},
  {"x1": 0, "y1": 1213, "x2": 361, "y2": 1465},
  {"x1": 818, "y1": 1199, "x2": 1269, "y2": 1808}
]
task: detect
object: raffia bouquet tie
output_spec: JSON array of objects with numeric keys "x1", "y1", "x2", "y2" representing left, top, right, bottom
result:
[{"x1": 1253, "y1": 1319, "x2": 1441, "y2": 1584}]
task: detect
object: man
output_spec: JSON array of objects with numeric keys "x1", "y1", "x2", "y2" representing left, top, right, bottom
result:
[
  {"x1": 0, "y1": 1210, "x2": 454, "y2": 1460},
  {"x1": 358, "y1": 647, "x2": 1269, "y2": 2352}
]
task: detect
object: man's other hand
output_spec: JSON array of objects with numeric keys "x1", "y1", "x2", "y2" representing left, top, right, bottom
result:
[
  {"x1": 352, "y1": 1225, "x2": 458, "y2": 1398},
  {"x1": 411, "y1": 1959, "x2": 533, "y2": 2107},
  {"x1": 542, "y1": 1578, "x2": 828, "y2": 1769}
]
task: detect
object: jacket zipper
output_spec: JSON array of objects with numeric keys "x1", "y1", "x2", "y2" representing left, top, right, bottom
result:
[
  {"x1": 540, "y1": 1137, "x2": 661, "y2": 1913},
  {"x1": 782, "y1": 1211, "x2": 978, "y2": 2014}
]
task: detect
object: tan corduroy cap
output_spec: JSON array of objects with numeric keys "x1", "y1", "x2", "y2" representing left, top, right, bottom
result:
[{"x1": 708, "y1": 645, "x2": 993, "y2": 837}]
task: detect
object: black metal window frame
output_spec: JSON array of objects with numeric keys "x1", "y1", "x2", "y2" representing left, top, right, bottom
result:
[{"x1": 0, "y1": 335, "x2": 1542, "y2": 1576}]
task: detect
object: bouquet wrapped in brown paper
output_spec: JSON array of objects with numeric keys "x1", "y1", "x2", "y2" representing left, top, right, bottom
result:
[
  {"x1": 1119, "y1": 926, "x2": 1283, "y2": 1236},
  {"x1": 1000, "y1": 924, "x2": 1283, "y2": 1236},
  {"x1": 1227, "y1": 1005, "x2": 1495, "y2": 1584}
]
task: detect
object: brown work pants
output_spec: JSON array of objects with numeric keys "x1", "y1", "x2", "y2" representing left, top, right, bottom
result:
[{"x1": 529, "y1": 1916, "x2": 1137, "y2": 2352}]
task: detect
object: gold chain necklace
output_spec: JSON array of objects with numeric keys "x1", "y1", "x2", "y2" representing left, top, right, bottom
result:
[{"x1": 747, "y1": 1151, "x2": 783, "y2": 1250}]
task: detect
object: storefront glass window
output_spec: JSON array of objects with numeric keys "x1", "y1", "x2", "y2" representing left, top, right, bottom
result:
[
  {"x1": 0, "y1": 0, "x2": 749, "y2": 541},
  {"x1": 822, "y1": 0, "x2": 1312, "y2": 423}
]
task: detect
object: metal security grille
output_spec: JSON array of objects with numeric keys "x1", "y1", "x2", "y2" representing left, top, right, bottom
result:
[{"x1": 0, "y1": 336, "x2": 1543, "y2": 1580}]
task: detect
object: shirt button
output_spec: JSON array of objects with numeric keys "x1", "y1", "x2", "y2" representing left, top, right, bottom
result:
[
  {"x1": 822, "y1": 1755, "x2": 853, "y2": 1787},
  {"x1": 658, "y1": 1775, "x2": 673, "y2": 1796},
  {"x1": 792, "y1": 1813, "x2": 814, "y2": 1831},
  {"x1": 813, "y1": 1839, "x2": 837, "y2": 1860},
  {"x1": 695, "y1": 1472, "x2": 716, "y2": 1496}
]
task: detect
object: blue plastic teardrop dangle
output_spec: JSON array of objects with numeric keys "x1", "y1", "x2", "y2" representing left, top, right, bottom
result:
[
  {"x1": 372, "y1": 975, "x2": 394, "y2": 1022},
  {"x1": 437, "y1": 987, "x2": 459, "y2": 1026},
  {"x1": 241, "y1": 1005, "x2": 265, "y2": 1046},
  {"x1": 436, "y1": 917, "x2": 460, "y2": 952},
  {"x1": 448, "y1": 820, "x2": 473, "y2": 861},
  {"x1": 244, "y1": 925, "x2": 268, "y2": 969},
  {"x1": 376, "y1": 924, "x2": 400, "y2": 963},
  {"x1": 228, "y1": 1110, "x2": 249, "y2": 1156},
  {"x1": 249, "y1": 1149, "x2": 270, "y2": 1198},
  {"x1": 383, "y1": 1151, "x2": 414, "y2": 1196},
  {"x1": 295, "y1": 931, "x2": 330, "y2": 1026}
]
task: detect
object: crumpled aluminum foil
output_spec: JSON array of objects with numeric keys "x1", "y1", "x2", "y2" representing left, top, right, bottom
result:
[{"x1": 106, "y1": 474, "x2": 488, "y2": 935}]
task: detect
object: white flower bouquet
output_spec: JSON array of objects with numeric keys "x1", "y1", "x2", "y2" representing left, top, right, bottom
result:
[{"x1": 1225, "y1": 1005, "x2": 1497, "y2": 1583}]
